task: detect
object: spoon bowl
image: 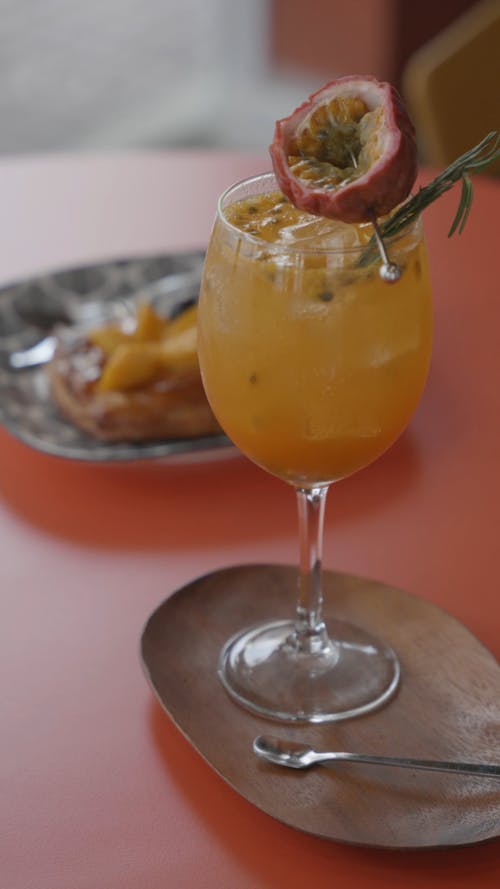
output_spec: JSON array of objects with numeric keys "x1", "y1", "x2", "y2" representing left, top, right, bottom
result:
[{"x1": 253, "y1": 736, "x2": 319, "y2": 768}]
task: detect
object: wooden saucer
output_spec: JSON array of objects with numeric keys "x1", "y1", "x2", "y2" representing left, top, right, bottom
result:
[{"x1": 140, "y1": 564, "x2": 500, "y2": 849}]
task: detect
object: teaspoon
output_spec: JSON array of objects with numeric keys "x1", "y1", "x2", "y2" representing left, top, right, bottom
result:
[{"x1": 253, "y1": 735, "x2": 500, "y2": 778}]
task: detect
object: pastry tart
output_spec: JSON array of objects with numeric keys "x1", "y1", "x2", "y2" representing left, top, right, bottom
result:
[{"x1": 47, "y1": 302, "x2": 220, "y2": 442}]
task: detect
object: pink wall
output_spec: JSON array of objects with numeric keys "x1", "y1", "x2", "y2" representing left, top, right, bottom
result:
[{"x1": 270, "y1": 0, "x2": 477, "y2": 88}]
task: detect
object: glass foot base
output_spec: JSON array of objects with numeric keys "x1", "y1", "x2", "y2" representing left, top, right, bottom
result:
[{"x1": 219, "y1": 619, "x2": 400, "y2": 723}]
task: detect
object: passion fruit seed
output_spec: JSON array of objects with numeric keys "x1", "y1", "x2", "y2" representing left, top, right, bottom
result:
[{"x1": 287, "y1": 97, "x2": 375, "y2": 189}]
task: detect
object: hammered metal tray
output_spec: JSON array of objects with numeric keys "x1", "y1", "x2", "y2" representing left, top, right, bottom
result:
[{"x1": 0, "y1": 250, "x2": 231, "y2": 462}]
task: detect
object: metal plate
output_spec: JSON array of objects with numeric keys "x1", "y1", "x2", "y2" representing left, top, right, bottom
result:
[{"x1": 0, "y1": 251, "x2": 232, "y2": 463}]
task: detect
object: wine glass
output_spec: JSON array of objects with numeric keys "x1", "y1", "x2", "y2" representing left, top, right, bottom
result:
[{"x1": 197, "y1": 172, "x2": 432, "y2": 723}]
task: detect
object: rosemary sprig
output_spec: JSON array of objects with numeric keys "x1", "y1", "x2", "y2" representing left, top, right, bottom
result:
[{"x1": 359, "y1": 131, "x2": 500, "y2": 267}]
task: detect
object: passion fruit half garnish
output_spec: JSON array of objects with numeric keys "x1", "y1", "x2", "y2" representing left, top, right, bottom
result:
[{"x1": 269, "y1": 75, "x2": 418, "y2": 224}]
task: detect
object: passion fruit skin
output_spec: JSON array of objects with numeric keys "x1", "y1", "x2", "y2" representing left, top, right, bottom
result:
[{"x1": 269, "y1": 75, "x2": 418, "y2": 224}]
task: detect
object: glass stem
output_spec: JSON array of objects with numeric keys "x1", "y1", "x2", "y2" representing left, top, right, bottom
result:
[{"x1": 293, "y1": 485, "x2": 331, "y2": 655}]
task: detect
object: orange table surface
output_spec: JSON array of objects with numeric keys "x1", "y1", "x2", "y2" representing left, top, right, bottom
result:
[{"x1": 1, "y1": 152, "x2": 499, "y2": 888}]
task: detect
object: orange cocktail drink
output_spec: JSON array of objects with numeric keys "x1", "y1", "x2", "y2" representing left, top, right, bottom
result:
[
  {"x1": 198, "y1": 169, "x2": 433, "y2": 725},
  {"x1": 198, "y1": 173, "x2": 432, "y2": 487}
]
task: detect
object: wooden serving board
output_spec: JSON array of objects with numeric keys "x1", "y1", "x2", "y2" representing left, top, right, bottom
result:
[{"x1": 140, "y1": 564, "x2": 500, "y2": 849}]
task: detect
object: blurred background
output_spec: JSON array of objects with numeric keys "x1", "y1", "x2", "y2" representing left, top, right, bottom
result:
[{"x1": 0, "y1": 0, "x2": 497, "y2": 165}]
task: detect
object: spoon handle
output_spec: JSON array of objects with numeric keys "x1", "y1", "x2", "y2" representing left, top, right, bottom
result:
[{"x1": 316, "y1": 751, "x2": 500, "y2": 778}]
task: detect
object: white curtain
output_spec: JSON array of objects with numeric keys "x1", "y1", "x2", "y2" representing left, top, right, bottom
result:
[{"x1": 0, "y1": 0, "x2": 312, "y2": 153}]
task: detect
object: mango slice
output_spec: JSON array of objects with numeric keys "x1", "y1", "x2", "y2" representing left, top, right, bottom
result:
[
  {"x1": 160, "y1": 324, "x2": 198, "y2": 376},
  {"x1": 97, "y1": 342, "x2": 165, "y2": 392},
  {"x1": 165, "y1": 303, "x2": 198, "y2": 337},
  {"x1": 92, "y1": 301, "x2": 199, "y2": 392},
  {"x1": 131, "y1": 302, "x2": 170, "y2": 342}
]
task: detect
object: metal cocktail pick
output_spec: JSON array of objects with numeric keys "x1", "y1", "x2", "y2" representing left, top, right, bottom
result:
[
  {"x1": 370, "y1": 217, "x2": 402, "y2": 282},
  {"x1": 348, "y1": 148, "x2": 401, "y2": 283}
]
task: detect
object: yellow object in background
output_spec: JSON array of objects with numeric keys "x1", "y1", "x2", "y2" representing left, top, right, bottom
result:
[{"x1": 402, "y1": 0, "x2": 500, "y2": 173}]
